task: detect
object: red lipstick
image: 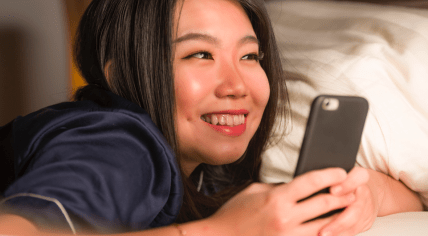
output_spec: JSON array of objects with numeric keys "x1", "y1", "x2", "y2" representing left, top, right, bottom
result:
[
  {"x1": 202, "y1": 110, "x2": 248, "y2": 136},
  {"x1": 207, "y1": 123, "x2": 246, "y2": 136}
]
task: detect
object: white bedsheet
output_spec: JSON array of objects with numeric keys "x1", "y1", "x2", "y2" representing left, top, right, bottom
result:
[{"x1": 262, "y1": 0, "x2": 428, "y2": 208}]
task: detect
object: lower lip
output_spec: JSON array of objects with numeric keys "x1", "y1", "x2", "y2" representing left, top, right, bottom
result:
[{"x1": 205, "y1": 122, "x2": 246, "y2": 137}]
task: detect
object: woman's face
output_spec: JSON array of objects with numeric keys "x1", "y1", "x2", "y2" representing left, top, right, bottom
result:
[{"x1": 173, "y1": 0, "x2": 270, "y2": 175}]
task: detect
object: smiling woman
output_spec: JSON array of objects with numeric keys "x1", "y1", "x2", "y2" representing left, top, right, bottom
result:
[
  {"x1": 0, "y1": 0, "x2": 287, "y2": 233},
  {"x1": 173, "y1": 0, "x2": 270, "y2": 174},
  {"x1": 0, "y1": 0, "x2": 412, "y2": 235}
]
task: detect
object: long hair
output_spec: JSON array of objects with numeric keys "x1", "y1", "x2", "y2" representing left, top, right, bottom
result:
[
  {"x1": 74, "y1": 0, "x2": 176, "y2": 149},
  {"x1": 73, "y1": 0, "x2": 288, "y2": 223},
  {"x1": 178, "y1": 0, "x2": 288, "y2": 222}
]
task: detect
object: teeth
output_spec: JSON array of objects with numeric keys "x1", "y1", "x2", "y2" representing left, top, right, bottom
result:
[
  {"x1": 226, "y1": 115, "x2": 233, "y2": 126},
  {"x1": 211, "y1": 115, "x2": 218, "y2": 125},
  {"x1": 201, "y1": 114, "x2": 246, "y2": 127},
  {"x1": 233, "y1": 115, "x2": 240, "y2": 126},
  {"x1": 219, "y1": 115, "x2": 226, "y2": 125}
]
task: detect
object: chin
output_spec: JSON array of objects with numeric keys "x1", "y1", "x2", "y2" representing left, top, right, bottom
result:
[{"x1": 204, "y1": 150, "x2": 247, "y2": 166}]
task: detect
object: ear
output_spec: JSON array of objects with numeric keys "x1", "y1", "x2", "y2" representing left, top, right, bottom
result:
[{"x1": 104, "y1": 60, "x2": 112, "y2": 84}]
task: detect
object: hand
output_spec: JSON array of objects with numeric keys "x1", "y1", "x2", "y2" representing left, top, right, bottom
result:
[
  {"x1": 319, "y1": 166, "x2": 376, "y2": 236},
  {"x1": 208, "y1": 168, "x2": 357, "y2": 236}
]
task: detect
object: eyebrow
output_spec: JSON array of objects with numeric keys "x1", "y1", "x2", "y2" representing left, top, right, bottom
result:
[
  {"x1": 238, "y1": 35, "x2": 259, "y2": 46},
  {"x1": 173, "y1": 32, "x2": 259, "y2": 46},
  {"x1": 173, "y1": 33, "x2": 218, "y2": 45}
]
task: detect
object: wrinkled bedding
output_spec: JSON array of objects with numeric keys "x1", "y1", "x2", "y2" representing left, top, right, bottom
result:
[{"x1": 261, "y1": 0, "x2": 428, "y2": 208}]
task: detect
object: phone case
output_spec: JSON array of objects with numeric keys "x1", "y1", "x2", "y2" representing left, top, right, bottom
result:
[
  {"x1": 294, "y1": 95, "x2": 369, "y2": 177},
  {"x1": 293, "y1": 95, "x2": 369, "y2": 220}
]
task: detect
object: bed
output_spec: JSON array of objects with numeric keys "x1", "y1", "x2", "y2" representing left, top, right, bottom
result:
[{"x1": 262, "y1": 0, "x2": 428, "y2": 235}]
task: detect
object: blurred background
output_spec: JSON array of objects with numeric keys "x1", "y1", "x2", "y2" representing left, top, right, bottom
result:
[
  {"x1": 1, "y1": 0, "x2": 427, "y2": 125},
  {"x1": 0, "y1": 0, "x2": 90, "y2": 125}
]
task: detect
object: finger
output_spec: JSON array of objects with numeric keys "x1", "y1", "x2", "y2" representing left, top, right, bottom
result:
[
  {"x1": 278, "y1": 168, "x2": 347, "y2": 202},
  {"x1": 319, "y1": 206, "x2": 357, "y2": 236},
  {"x1": 293, "y1": 215, "x2": 334, "y2": 236},
  {"x1": 330, "y1": 166, "x2": 369, "y2": 196},
  {"x1": 294, "y1": 192, "x2": 356, "y2": 223},
  {"x1": 320, "y1": 186, "x2": 373, "y2": 236}
]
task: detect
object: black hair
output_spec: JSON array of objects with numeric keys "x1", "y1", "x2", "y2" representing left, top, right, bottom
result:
[
  {"x1": 74, "y1": 0, "x2": 288, "y2": 223},
  {"x1": 74, "y1": 0, "x2": 176, "y2": 148},
  {"x1": 179, "y1": 0, "x2": 288, "y2": 222}
]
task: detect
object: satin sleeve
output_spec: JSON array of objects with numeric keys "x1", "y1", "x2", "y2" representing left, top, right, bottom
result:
[{"x1": 2, "y1": 106, "x2": 183, "y2": 233}]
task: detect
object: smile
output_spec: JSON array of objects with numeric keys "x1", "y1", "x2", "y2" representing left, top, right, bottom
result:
[
  {"x1": 200, "y1": 110, "x2": 248, "y2": 137},
  {"x1": 200, "y1": 114, "x2": 246, "y2": 127}
]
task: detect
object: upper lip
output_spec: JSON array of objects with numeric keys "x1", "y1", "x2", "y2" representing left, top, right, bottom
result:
[{"x1": 203, "y1": 109, "x2": 249, "y2": 116}]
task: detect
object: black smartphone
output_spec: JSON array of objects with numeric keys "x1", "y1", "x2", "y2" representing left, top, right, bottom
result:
[{"x1": 293, "y1": 95, "x2": 369, "y2": 219}]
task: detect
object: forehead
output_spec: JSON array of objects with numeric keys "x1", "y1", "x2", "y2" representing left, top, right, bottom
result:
[{"x1": 173, "y1": 0, "x2": 254, "y2": 36}]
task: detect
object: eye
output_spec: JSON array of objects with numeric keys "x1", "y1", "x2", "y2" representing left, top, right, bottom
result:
[
  {"x1": 241, "y1": 51, "x2": 264, "y2": 62},
  {"x1": 184, "y1": 51, "x2": 213, "y2": 60}
]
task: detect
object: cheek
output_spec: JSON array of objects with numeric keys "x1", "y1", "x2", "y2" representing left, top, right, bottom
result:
[
  {"x1": 175, "y1": 78, "x2": 200, "y2": 111},
  {"x1": 174, "y1": 67, "x2": 213, "y2": 118},
  {"x1": 249, "y1": 70, "x2": 270, "y2": 109},
  {"x1": 260, "y1": 79, "x2": 271, "y2": 107}
]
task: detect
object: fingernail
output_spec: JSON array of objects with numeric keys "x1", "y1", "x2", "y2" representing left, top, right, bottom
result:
[
  {"x1": 321, "y1": 231, "x2": 332, "y2": 236},
  {"x1": 349, "y1": 193, "x2": 356, "y2": 202},
  {"x1": 331, "y1": 186, "x2": 342, "y2": 195}
]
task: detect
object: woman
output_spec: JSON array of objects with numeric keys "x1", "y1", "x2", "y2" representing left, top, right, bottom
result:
[{"x1": 0, "y1": 0, "x2": 422, "y2": 235}]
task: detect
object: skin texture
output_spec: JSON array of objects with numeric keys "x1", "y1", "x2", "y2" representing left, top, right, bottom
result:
[
  {"x1": 319, "y1": 168, "x2": 424, "y2": 236},
  {"x1": 173, "y1": 0, "x2": 270, "y2": 176},
  {"x1": 0, "y1": 0, "x2": 423, "y2": 235},
  {"x1": 0, "y1": 168, "x2": 367, "y2": 236}
]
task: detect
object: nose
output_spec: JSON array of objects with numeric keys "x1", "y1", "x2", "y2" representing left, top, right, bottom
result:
[{"x1": 214, "y1": 60, "x2": 248, "y2": 99}]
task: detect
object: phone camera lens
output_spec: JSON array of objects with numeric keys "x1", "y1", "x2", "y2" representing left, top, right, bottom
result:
[
  {"x1": 322, "y1": 97, "x2": 339, "y2": 111},
  {"x1": 325, "y1": 100, "x2": 330, "y2": 106}
]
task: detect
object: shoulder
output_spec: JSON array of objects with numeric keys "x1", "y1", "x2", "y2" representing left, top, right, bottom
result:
[
  {"x1": 12, "y1": 91, "x2": 171, "y2": 170},
  {"x1": 3, "y1": 92, "x2": 183, "y2": 232}
]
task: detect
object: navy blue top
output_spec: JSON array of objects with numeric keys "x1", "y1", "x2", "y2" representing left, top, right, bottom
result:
[{"x1": 0, "y1": 92, "x2": 183, "y2": 233}]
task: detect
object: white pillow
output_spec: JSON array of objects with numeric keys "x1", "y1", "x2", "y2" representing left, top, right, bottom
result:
[
  {"x1": 262, "y1": 0, "x2": 428, "y2": 208},
  {"x1": 358, "y1": 212, "x2": 428, "y2": 235}
]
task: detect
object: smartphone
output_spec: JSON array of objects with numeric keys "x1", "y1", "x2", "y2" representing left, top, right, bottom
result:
[{"x1": 293, "y1": 95, "x2": 369, "y2": 219}]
